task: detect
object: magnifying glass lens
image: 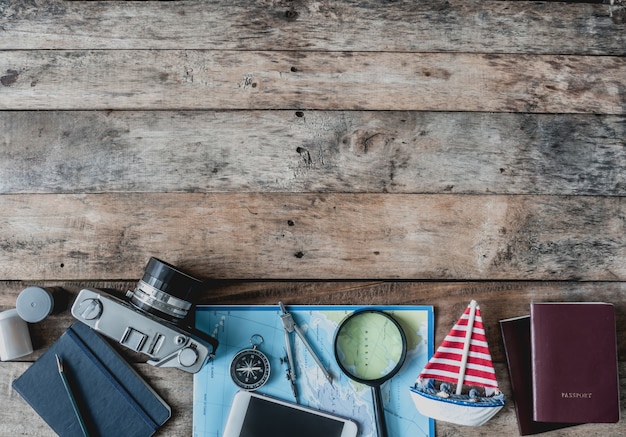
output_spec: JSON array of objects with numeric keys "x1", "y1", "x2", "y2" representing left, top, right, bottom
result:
[
  {"x1": 335, "y1": 310, "x2": 406, "y2": 383},
  {"x1": 334, "y1": 310, "x2": 407, "y2": 437}
]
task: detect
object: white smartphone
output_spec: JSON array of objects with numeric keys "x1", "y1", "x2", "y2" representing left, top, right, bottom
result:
[{"x1": 223, "y1": 391, "x2": 359, "y2": 437}]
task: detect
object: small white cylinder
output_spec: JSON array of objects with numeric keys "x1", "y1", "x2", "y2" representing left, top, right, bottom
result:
[
  {"x1": 0, "y1": 309, "x2": 33, "y2": 361},
  {"x1": 16, "y1": 286, "x2": 54, "y2": 323}
]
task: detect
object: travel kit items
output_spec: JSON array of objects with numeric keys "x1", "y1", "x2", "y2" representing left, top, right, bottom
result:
[
  {"x1": 3, "y1": 257, "x2": 621, "y2": 436},
  {"x1": 193, "y1": 304, "x2": 434, "y2": 437},
  {"x1": 501, "y1": 302, "x2": 619, "y2": 436}
]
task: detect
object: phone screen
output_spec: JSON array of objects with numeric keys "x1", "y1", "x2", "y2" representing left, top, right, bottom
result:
[{"x1": 239, "y1": 396, "x2": 347, "y2": 437}]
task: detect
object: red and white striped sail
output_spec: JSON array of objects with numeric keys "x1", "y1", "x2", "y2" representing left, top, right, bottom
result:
[{"x1": 418, "y1": 300, "x2": 499, "y2": 389}]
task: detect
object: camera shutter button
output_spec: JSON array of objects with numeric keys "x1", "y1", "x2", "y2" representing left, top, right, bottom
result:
[
  {"x1": 77, "y1": 298, "x2": 103, "y2": 320},
  {"x1": 178, "y1": 347, "x2": 199, "y2": 367}
]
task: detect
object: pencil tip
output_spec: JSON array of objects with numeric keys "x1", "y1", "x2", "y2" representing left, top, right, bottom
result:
[{"x1": 55, "y1": 354, "x2": 63, "y2": 372}]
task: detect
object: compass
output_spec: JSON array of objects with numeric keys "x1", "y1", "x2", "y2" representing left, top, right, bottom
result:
[{"x1": 229, "y1": 334, "x2": 271, "y2": 391}]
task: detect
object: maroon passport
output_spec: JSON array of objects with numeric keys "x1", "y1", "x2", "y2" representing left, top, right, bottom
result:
[
  {"x1": 530, "y1": 302, "x2": 620, "y2": 423},
  {"x1": 500, "y1": 315, "x2": 577, "y2": 435}
]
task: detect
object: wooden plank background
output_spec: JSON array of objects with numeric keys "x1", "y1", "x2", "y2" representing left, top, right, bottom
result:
[{"x1": 0, "y1": 1, "x2": 625, "y2": 436}]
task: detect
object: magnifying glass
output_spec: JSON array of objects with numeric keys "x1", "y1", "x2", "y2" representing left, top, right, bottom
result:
[{"x1": 333, "y1": 310, "x2": 407, "y2": 437}]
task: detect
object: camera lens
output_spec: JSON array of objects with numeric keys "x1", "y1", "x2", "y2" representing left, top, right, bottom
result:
[{"x1": 129, "y1": 257, "x2": 203, "y2": 322}]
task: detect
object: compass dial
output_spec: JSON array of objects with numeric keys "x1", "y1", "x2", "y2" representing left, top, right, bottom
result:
[{"x1": 230, "y1": 347, "x2": 271, "y2": 390}]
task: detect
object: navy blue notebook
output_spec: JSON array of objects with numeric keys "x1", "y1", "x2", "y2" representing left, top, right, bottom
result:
[{"x1": 12, "y1": 322, "x2": 171, "y2": 437}]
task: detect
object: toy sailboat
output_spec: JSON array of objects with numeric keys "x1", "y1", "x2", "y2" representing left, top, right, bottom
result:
[{"x1": 410, "y1": 300, "x2": 504, "y2": 426}]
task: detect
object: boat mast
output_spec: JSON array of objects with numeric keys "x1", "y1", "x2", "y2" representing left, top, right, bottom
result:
[{"x1": 455, "y1": 300, "x2": 477, "y2": 395}]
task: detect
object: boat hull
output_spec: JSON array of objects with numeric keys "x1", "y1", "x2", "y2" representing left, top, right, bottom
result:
[{"x1": 409, "y1": 388, "x2": 504, "y2": 427}]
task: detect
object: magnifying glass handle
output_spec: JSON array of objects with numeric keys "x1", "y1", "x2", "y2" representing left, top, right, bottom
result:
[{"x1": 372, "y1": 386, "x2": 388, "y2": 437}]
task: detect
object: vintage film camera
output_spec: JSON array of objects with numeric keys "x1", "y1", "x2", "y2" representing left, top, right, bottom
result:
[{"x1": 71, "y1": 257, "x2": 218, "y2": 373}]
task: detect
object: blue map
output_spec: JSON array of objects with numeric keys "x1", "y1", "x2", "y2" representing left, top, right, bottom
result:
[{"x1": 193, "y1": 305, "x2": 434, "y2": 437}]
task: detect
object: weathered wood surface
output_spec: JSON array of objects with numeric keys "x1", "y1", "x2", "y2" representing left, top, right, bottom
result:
[
  {"x1": 1, "y1": 0, "x2": 624, "y2": 54},
  {"x1": 0, "y1": 193, "x2": 623, "y2": 281},
  {"x1": 2, "y1": 50, "x2": 625, "y2": 112},
  {"x1": 1, "y1": 0, "x2": 625, "y2": 436},
  {"x1": 1, "y1": 111, "x2": 624, "y2": 196}
]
